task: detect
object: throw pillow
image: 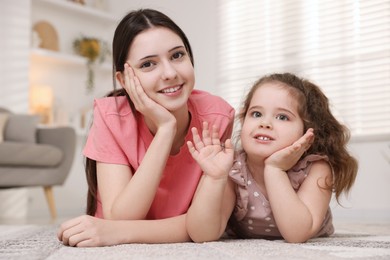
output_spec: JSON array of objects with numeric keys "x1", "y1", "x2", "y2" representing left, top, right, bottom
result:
[
  {"x1": 4, "y1": 114, "x2": 40, "y2": 143},
  {"x1": 0, "y1": 113, "x2": 9, "y2": 142}
]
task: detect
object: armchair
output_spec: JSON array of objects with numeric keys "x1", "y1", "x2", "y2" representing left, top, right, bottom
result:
[{"x1": 0, "y1": 107, "x2": 76, "y2": 219}]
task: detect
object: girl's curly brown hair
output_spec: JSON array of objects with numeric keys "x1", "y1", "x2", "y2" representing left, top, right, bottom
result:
[{"x1": 236, "y1": 72, "x2": 358, "y2": 203}]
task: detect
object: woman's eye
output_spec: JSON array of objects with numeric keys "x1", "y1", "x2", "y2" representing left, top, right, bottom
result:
[
  {"x1": 172, "y1": 51, "x2": 185, "y2": 60},
  {"x1": 251, "y1": 111, "x2": 262, "y2": 118},
  {"x1": 140, "y1": 61, "x2": 154, "y2": 69},
  {"x1": 276, "y1": 114, "x2": 289, "y2": 121}
]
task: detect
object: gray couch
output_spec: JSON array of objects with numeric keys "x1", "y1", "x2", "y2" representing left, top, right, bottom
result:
[{"x1": 0, "y1": 107, "x2": 76, "y2": 219}]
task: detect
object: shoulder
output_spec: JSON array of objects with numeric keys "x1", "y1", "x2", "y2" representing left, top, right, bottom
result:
[
  {"x1": 91, "y1": 96, "x2": 137, "y2": 135},
  {"x1": 298, "y1": 158, "x2": 333, "y2": 196},
  {"x1": 93, "y1": 96, "x2": 132, "y2": 117},
  {"x1": 307, "y1": 159, "x2": 333, "y2": 179},
  {"x1": 287, "y1": 154, "x2": 332, "y2": 189},
  {"x1": 189, "y1": 90, "x2": 234, "y2": 117},
  {"x1": 290, "y1": 154, "x2": 330, "y2": 173}
]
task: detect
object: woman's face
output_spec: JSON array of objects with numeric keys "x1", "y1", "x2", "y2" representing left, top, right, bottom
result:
[
  {"x1": 241, "y1": 83, "x2": 305, "y2": 161},
  {"x1": 126, "y1": 27, "x2": 195, "y2": 112}
]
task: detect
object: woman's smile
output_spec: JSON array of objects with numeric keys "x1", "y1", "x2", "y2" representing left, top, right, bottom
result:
[{"x1": 158, "y1": 84, "x2": 183, "y2": 95}]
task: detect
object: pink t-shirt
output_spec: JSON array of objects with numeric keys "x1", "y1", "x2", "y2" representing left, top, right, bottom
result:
[{"x1": 83, "y1": 90, "x2": 234, "y2": 220}]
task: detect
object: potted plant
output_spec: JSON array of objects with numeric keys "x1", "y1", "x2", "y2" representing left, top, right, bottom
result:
[{"x1": 73, "y1": 36, "x2": 110, "y2": 93}]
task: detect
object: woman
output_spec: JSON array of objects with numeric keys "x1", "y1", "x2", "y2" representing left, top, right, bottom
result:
[{"x1": 57, "y1": 8, "x2": 234, "y2": 247}]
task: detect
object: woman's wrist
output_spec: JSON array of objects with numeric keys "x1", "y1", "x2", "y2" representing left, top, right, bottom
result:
[{"x1": 156, "y1": 121, "x2": 177, "y2": 139}]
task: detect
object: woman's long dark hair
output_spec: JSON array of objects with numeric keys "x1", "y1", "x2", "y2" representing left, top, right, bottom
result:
[{"x1": 85, "y1": 9, "x2": 194, "y2": 216}]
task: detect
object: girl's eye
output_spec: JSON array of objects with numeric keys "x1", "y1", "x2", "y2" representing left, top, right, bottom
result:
[
  {"x1": 251, "y1": 111, "x2": 262, "y2": 118},
  {"x1": 276, "y1": 114, "x2": 289, "y2": 121},
  {"x1": 172, "y1": 51, "x2": 185, "y2": 60}
]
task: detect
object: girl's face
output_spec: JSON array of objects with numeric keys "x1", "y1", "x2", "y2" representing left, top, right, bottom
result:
[
  {"x1": 241, "y1": 82, "x2": 305, "y2": 160},
  {"x1": 126, "y1": 27, "x2": 195, "y2": 112}
]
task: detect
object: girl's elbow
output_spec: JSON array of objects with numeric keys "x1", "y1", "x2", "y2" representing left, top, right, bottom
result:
[
  {"x1": 190, "y1": 233, "x2": 221, "y2": 243},
  {"x1": 282, "y1": 230, "x2": 312, "y2": 243},
  {"x1": 187, "y1": 226, "x2": 223, "y2": 243},
  {"x1": 284, "y1": 236, "x2": 309, "y2": 243}
]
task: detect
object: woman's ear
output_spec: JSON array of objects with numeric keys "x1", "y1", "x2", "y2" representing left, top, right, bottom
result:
[{"x1": 115, "y1": 71, "x2": 125, "y2": 88}]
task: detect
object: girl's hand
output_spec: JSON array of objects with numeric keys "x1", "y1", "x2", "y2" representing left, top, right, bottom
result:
[
  {"x1": 187, "y1": 122, "x2": 234, "y2": 179},
  {"x1": 265, "y1": 128, "x2": 314, "y2": 171},
  {"x1": 123, "y1": 63, "x2": 176, "y2": 131}
]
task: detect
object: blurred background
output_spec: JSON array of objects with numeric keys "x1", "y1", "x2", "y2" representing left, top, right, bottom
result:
[{"x1": 0, "y1": 0, "x2": 389, "y2": 224}]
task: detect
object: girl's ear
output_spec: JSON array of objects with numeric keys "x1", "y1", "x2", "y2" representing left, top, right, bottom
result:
[{"x1": 115, "y1": 71, "x2": 125, "y2": 88}]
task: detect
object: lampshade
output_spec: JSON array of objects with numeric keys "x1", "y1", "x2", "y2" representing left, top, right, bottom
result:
[
  {"x1": 30, "y1": 85, "x2": 54, "y2": 124},
  {"x1": 30, "y1": 85, "x2": 53, "y2": 108}
]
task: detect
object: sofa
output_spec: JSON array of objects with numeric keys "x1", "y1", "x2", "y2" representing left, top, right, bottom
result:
[{"x1": 0, "y1": 107, "x2": 76, "y2": 219}]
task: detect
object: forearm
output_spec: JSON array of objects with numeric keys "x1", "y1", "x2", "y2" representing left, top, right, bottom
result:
[
  {"x1": 117, "y1": 214, "x2": 191, "y2": 244},
  {"x1": 110, "y1": 127, "x2": 175, "y2": 219},
  {"x1": 264, "y1": 167, "x2": 314, "y2": 242},
  {"x1": 186, "y1": 176, "x2": 230, "y2": 242},
  {"x1": 58, "y1": 214, "x2": 191, "y2": 247}
]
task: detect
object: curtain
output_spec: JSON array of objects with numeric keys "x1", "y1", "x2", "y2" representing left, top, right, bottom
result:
[
  {"x1": 0, "y1": 0, "x2": 31, "y2": 112},
  {"x1": 217, "y1": 0, "x2": 390, "y2": 141}
]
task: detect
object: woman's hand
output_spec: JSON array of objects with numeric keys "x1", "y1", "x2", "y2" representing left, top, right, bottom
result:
[
  {"x1": 57, "y1": 215, "x2": 124, "y2": 247},
  {"x1": 265, "y1": 128, "x2": 314, "y2": 171},
  {"x1": 58, "y1": 214, "x2": 191, "y2": 246},
  {"x1": 123, "y1": 63, "x2": 176, "y2": 131},
  {"x1": 187, "y1": 122, "x2": 234, "y2": 179}
]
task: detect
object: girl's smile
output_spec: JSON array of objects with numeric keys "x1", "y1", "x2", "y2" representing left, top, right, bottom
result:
[{"x1": 253, "y1": 133, "x2": 273, "y2": 142}]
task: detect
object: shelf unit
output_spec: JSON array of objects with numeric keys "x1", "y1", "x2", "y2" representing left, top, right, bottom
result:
[
  {"x1": 30, "y1": 48, "x2": 112, "y2": 70},
  {"x1": 33, "y1": 0, "x2": 117, "y2": 23},
  {"x1": 30, "y1": 0, "x2": 116, "y2": 133},
  {"x1": 31, "y1": 0, "x2": 115, "y2": 69}
]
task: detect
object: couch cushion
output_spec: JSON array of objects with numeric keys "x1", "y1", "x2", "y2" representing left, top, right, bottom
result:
[
  {"x1": 0, "y1": 142, "x2": 63, "y2": 167},
  {"x1": 4, "y1": 114, "x2": 40, "y2": 143},
  {"x1": 0, "y1": 113, "x2": 9, "y2": 142}
]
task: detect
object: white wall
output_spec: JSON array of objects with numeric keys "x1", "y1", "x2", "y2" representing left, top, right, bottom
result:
[
  {"x1": 332, "y1": 141, "x2": 390, "y2": 222},
  {"x1": 0, "y1": 0, "x2": 30, "y2": 112}
]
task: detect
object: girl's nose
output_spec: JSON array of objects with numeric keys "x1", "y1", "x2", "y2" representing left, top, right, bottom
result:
[
  {"x1": 259, "y1": 118, "x2": 272, "y2": 129},
  {"x1": 161, "y1": 61, "x2": 177, "y2": 80}
]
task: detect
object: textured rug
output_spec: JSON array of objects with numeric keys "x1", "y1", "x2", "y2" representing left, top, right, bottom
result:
[{"x1": 0, "y1": 223, "x2": 389, "y2": 260}]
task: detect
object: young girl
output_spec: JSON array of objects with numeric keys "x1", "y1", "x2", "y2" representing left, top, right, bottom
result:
[
  {"x1": 57, "y1": 8, "x2": 236, "y2": 247},
  {"x1": 186, "y1": 72, "x2": 358, "y2": 243}
]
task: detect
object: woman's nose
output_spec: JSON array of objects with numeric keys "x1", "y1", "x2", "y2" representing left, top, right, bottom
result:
[{"x1": 161, "y1": 61, "x2": 177, "y2": 80}]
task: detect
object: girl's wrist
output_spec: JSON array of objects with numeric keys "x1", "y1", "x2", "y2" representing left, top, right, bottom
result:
[
  {"x1": 204, "y1": 173, "x2": 229, "y2": 182},
  {"x1": 264, "y1": 164, "x2": 287, "y2": 175}
]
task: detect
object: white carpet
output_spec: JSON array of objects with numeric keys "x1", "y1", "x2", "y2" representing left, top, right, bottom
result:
[{"x1": 0, "y1": 222, "x2": 389, "y2": 260}]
